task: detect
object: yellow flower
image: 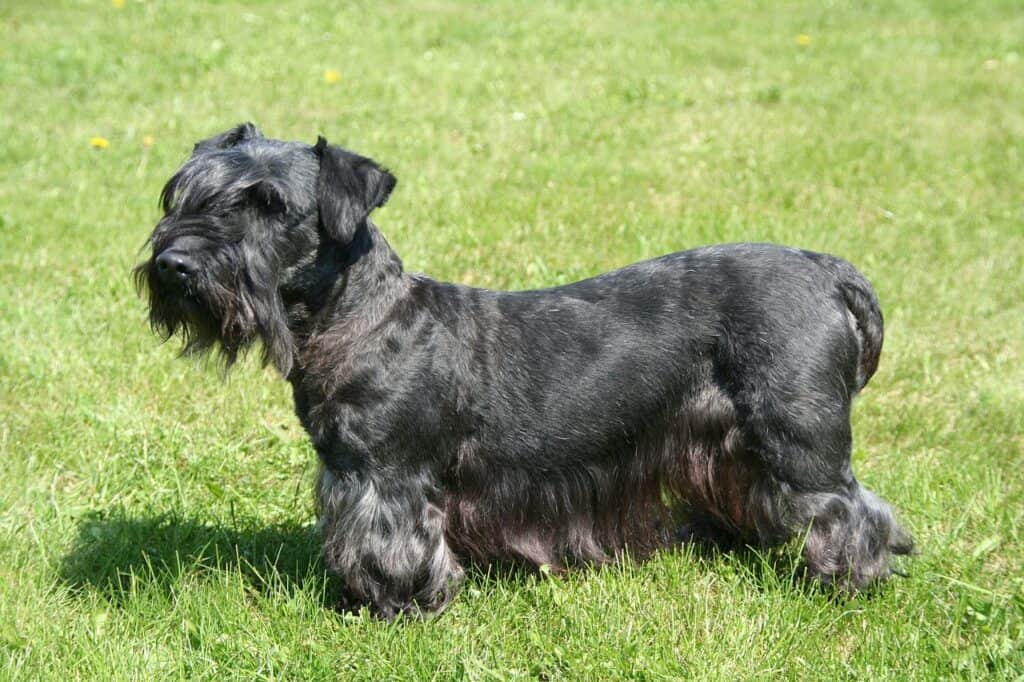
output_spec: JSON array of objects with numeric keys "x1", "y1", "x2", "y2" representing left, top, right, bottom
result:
[
  {"x1": 796, "y1": 34, "x2": 811, "y2": 46},
  {"x1": 89, "y1": 137, "x2": 110, "y2": 149},
  {"x1": 111, "y1": 0, "x2": 125, "y2": 7},
  {"x1": 142, "y1": 135, "x2": 155, "y2": 147},
  {"x1": 323, "y1": 69, "x2": 341, "y2": 84}
]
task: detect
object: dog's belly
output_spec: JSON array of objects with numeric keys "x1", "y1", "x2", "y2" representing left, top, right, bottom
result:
[{"x1": 444, "y1": 378, "x2": 753, "y2": 567}]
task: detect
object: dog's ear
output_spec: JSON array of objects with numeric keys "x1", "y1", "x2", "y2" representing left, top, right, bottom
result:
[
  {"x1": 314, "y1": 136, "x2": 396, "y2": 244},
  {"x1": 193, "y1": 122, "x2": 263, "y2": 153}
]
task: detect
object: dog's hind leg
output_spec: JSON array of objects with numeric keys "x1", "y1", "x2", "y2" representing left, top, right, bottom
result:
[
  {"x1": 747, "y1": 473, "x2": 914, "y2": 589},
  {"x1": 717, "y1": 291, "x2": 913, "y2": 589},
  {"x1": 741, "y1": 410, "x2": 914, "y2": 590},
  {"x1": 315, "y1": 467, "x2": 464, "y2": 619}
]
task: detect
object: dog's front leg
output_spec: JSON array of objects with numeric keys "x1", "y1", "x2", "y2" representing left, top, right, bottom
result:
[{"x1": 315, "y1": 465, "x2": 463, "y2": 619}]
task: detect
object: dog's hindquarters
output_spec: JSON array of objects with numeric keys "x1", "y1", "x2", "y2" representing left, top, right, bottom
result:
[{"x1": 696, "y1": 251, "x2": 912, "y2": 588}]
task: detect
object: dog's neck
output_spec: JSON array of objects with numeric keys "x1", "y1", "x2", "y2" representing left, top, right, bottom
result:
[{"x1": 280, "y1": 220, "x2": 408, "y2": 375}]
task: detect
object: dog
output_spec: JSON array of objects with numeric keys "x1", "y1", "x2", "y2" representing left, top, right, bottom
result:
[{"x1": 136, "y1": 123, "x2": 913, "y2": 619}]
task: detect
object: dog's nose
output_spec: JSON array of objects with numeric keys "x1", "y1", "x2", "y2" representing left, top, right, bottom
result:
[{"x1": 155, "y1": 250, "x2": 196, "y2": 286}]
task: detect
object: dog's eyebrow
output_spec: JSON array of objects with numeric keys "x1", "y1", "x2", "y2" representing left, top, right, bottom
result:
[{"x1": 162, "y1": 151, "x2": 290, "y2": 215}]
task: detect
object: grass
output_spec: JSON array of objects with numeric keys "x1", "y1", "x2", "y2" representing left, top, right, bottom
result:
[{"x1": 1, "y1": 0, "x2": 1022, "y2": 678}]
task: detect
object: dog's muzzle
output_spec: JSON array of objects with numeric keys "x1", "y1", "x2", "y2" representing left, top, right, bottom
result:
[{"x1": 154, "y1": 249, "x2": 197, "y2": 288}]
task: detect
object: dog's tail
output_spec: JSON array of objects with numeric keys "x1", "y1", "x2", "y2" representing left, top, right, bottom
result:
[
  {"x1": 836, "y1": 259, "x2": 883, "y2": 392},
  {"x1": 807, "y1": 252, "x2": 884, "y2": 392}
]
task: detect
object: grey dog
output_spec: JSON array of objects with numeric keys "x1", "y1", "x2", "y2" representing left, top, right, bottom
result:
[{"x1": 136, "y1": 124, "x2": 913, "y2": 619}]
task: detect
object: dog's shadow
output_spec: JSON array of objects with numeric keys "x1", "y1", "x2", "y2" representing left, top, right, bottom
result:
[
  {"x1": 58, "y1": 510, "x2": 549, "y2": 613},
  {"x1": 59, "y1": 510, "x2": 331, "y2": 606},
  {"x1": 59, "y1": 510, "x2": 858, "y2": 613}
]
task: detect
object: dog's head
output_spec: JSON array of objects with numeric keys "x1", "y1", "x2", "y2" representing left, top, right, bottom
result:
[{"x1": 134, "y1": 123, "x2": 396, "y2": 375}]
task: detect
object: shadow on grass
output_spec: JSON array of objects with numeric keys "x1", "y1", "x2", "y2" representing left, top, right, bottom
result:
[
  {"x1": 59, "y1": 509, "x2": 879, "y2": 614},
  {"x1": 59, "y1": 509, "x2": 332, "y2": 606}
]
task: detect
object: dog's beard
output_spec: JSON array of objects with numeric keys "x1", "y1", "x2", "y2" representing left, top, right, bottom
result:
[
  {"x1": 134, "y1": 261, "x2": 242, "y2": 363},
  {"x1": 134, "y1": 260, "x2": 295, "y2": 374}
]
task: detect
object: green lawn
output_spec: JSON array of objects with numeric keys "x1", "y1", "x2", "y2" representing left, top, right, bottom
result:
[{"x1": 1, "y1": 0, "x2": 1022, "y2": 679}]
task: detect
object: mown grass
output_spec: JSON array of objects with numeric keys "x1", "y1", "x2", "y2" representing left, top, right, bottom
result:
[{"x1": 1, "y1": 0, "x2": 1022, "y2": 679}]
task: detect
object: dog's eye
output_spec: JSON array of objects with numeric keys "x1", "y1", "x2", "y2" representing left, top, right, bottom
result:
[{"x1": 246, "y1": 181, "x2": 287, "y2": 215}]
